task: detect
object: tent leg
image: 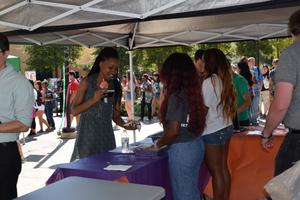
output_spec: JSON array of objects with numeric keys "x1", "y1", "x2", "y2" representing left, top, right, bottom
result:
[{"x1": 129, "y1": 50, "x2": 136, "y2": 143}]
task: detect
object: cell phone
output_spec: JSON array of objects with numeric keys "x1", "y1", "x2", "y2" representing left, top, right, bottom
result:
[{"x1": 106, "y1": 90, "x2": 115, "y2": 97}]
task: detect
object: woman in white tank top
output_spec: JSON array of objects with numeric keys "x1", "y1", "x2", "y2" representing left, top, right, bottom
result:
[{"x1": 201, "y1": 49, "x2": 236, "y2": 200}]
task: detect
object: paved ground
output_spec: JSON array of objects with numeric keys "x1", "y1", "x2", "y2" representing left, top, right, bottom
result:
[{"x1": 17, "y1": 116, "x2": 163, "y2": 197}]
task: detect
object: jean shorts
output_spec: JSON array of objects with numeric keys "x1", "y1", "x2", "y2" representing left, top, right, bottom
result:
[
  {"x1": 202, "y1": 125, "x2": 233, "y2": 145},
  {"x1": 126, "y1": 91, "x2": 135, "y2": 101}
]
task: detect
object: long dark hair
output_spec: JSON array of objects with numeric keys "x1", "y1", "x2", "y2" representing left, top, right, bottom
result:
[
  {"x1": 88, "y1": 47, "x2": 121, "y2": 106},
  {"x1": 203, "y1": 48, "x2": 236, "y2": 121},
  {"x1": 160, "y1": 53, "x2": 207, "y2": 135},
  {"x1": 237, "y1": 61, "x2": 253, "y2": 87}
]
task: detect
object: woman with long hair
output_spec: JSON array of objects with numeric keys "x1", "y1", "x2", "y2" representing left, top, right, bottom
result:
[
  {"x1": 70, "y1": 47, "x2": 137, "y2": 161},
  {"x1": 150, "y1": 53, "x2": 207, "y2": 200},
  {"x1": 237, "y1": 61, "x2": 254, "y2": 96},
  {"x1": 201, "y1": 49, "x2": 236, "y2": 200},
  {"x1": 34, "y1": 80, "x2": 50, "y2": 133},
  {"x1": 259, "y1": 64, "x2": 270, "y2": 117}
]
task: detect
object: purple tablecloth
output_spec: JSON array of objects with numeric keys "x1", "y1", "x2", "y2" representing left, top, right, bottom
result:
[{"x1": 46, "y1": 151, "x2": 210, "y2": 200}]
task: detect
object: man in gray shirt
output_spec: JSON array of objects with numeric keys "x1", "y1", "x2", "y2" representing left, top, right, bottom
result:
[
  {"x1": 261, "y1": 9, "x2": 300, "y2": 175},
  {"x1": 0, "y1": 34, "x2": 34, "y2": 199}
]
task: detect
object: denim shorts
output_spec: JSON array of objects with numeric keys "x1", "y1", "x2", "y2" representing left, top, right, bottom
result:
[
  {"x1": 126, "y1": 91, "x2": 135, "y2": 101},
  {"x1": 202, "y1": 125, "x2": 233, "y2": 145}
]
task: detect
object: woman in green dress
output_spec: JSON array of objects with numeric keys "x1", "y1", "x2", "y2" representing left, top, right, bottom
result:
[{"x1": 71, "y1": 47, "x2": 136, "y2": 161}]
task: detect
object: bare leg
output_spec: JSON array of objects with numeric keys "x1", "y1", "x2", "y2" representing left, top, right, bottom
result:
[
  {"x1": 37, "y1": 111, "x2": 44, "y2": 131},
  {"x1": 222, "y1": 140, "x2": 231, "y2": 200},
  {"x1": 205, "y1": 142, "x2": 231, "y2": 200},
  {"x1": 152, "y1": 97, "x2": 157, "y2": 116},
  {"x1": 37, "y1": 110, "x2": 50, "y2": 131}
]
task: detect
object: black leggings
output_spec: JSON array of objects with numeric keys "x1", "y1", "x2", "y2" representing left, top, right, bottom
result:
[{"x1": 31, "y1": 117, "x2": 36, "y2": 129}]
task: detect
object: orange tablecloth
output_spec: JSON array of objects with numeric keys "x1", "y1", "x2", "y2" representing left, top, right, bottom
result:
[{"x1": 204, "y1": 126, "x2": 286, "y2": 200}]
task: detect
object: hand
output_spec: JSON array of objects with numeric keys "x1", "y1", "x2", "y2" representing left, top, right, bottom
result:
[
  {"x1": 143, "y1": 144, "x2": 160, "y2": 152},
  {"x1": 99, "y1": 79, "x2": 108, "y2": 89},
  {"x1": 123, "y1": 121, "x2": 139, "y2": 130},
  {"x1": 144, "y1": 142, "x2": 161, "y2": 152},
  {"x1": 92, "y1": 88, "x2": 108, "y2": 102},
  {"x1": 261, "y1": 138, "x2": 274, "y2": 150}
]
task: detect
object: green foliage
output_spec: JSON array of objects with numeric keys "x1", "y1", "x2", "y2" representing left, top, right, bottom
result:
[
  {"x1": 133, "y1": 46, "x2": 194, "y2": 76},
  {"x1": 268, "y1": 38, "x2": 293, "y2": 59},
  {"x1": 91, "y1": 37, "x2": 292, "y2": 77},
  {"x1": 25, "y1": 45, "x2": 82, "y2": 72},
  {"x1": 234, "y1": 38, "x2": 292, "y2": 65}
]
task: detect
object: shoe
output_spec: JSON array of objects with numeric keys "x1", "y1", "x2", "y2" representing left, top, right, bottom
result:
[
  {"x1": 45, "y1": 127, "x2": 53, "y2": 132},
  {"x1": 37, "y1": 130, "x2": 44, "y2": 133},
  {"x1": 27, "y1": 131, "x2": 36, "y2": 137}
]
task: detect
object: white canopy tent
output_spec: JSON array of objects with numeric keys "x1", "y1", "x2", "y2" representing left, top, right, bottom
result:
[
  {"x1": 1, "y1": 0, "x2": 299, "y2": 141},
  {"x1": 1, "y1": 0, "x2": 300, "y2": 49}
]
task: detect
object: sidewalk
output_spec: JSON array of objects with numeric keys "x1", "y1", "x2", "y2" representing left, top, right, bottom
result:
[{"x1": 17, "y1": 116, "x2": 163, "y2": 196}]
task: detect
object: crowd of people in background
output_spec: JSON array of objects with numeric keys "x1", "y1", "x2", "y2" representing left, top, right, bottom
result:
[{"x1": 24, "y1": 50, "x2": 278, "y2": 135}]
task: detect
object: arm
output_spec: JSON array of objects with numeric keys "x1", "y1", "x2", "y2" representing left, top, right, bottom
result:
[
  {"x1": 0, "y1": 80, "x2": 34, "y2": 133},
  {"x1": 71, "y1": 77, "x2": 107, "y2": 116},
  {"x1": 112, "y1": 96, "x2": 137, "y2": 130},
  {"x1": 70, "y1": 90, "x2": 77, "y2": 105},
  {"x1": 41, "y1": 89, "x2": 46, "y2": 102},
  {"x1": 0, "y1": 121, "x2": 29, "y2": 133},
  {"x1": 156, "y1": 120, "x2": 180, "y2": 148},
  {"x1": 259, "y1": 80, "x2": 263, "y2": 91},
  {"x1": 269, "y1": 77, "x2": 274, "y2": 101},
  {"x1": 112, "y1": 96, "x2": 126, "y2": 128},
  {"x1": 237, "y1": 93, "x2": 251, "y2": 114}
]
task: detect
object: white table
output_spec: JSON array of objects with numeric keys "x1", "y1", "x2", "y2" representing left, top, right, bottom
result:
[{"x1": 16, "y1": 176, "x2": 165, "y2": 200}]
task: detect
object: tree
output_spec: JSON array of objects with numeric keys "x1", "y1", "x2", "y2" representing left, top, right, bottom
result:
[
  {"x1": 133, "y1": 46, "x2": 194, "y2": 76},
  {"x1": 25, "y1": 45, "x2": 82, "y2": 77},
  {"x1": 268, "y1": 38, "x2": 293, "y2": 59}
]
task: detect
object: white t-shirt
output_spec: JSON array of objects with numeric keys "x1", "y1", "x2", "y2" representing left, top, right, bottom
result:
[{"x1": 201, "y1": 74, "x2": 232, "y2": 136}]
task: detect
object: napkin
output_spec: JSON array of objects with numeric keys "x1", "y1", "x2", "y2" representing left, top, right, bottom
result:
[
  {"x1": 103, "y1": 164, "x2": 132, "y2": 171},
  {"x1": 247, "y1": 130, "x2": 262, "y2": 135}
]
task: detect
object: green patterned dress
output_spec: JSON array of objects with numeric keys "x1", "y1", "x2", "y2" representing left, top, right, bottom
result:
[{"x1": 71, "y1": 74, "x2": 116, "y2": 161}]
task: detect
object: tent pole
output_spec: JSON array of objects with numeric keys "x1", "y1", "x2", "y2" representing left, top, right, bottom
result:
[
  {"x1": 129, "y1": 50, "x2": 136, "y2": 143},
  {"x1": 256, "y1": 40, "x2": 260, "y2": 67}
]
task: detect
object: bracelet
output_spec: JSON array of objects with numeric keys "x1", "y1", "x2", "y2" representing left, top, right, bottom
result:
[
  {"x1": 260, "y1": 132, "x2": 272, "y2": 139},
  {"x1": 153, "y1": 140, "x2": 160, "y2": 150}
]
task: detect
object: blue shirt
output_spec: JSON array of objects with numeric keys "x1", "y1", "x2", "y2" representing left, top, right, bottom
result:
[
  {"x1": 250, "y1": 66, "x2": 263, "y2": 95},
  {"x1": 0, "y1": 64, "x2": 34, "y2": 142}
]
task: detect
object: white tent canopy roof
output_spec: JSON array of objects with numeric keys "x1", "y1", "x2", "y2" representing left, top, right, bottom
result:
[{"x1": 1, "y1": 0, "x2": 300, "y2": 49}]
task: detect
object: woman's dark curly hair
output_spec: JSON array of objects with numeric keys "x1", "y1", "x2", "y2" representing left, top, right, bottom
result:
[{"x1": 159, "y1": 53, "x2": 207, "y2": 135}]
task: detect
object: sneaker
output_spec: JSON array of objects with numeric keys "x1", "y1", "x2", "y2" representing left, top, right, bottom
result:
[
  {"x1": 45, "y1": 127, "x2": 54, "y2": 132},
  {"x1": 27, "y1": 131, "x2": 36, "y2": 137}
]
